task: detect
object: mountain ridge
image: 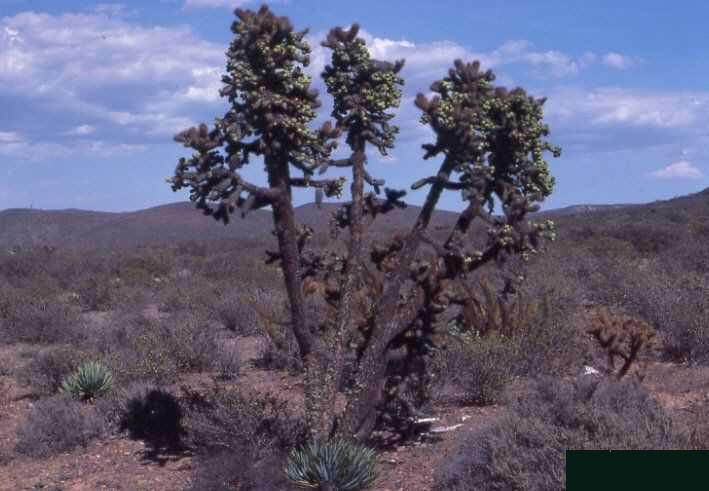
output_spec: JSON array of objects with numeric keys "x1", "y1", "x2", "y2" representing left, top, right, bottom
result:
[{"x1": 1, "y1": 187, "x2": 707, "y2": 250}]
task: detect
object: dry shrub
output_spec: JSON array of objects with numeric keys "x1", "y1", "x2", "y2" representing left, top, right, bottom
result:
[
  {"x1": 434, "y1": 376, "x2": 687, "y2": 490},
  {"x1": 0, "y1": 282, "x2": 83, "y2": 344},
  {"x1": 15, "y1": 394, "x2": 105, "y2": 457},
  {"x1": 435, "y1": 284, "x2": 583, "y2": 406},
  {"x1": 17, "y1": 345, "x2": 88, "y2": 396},
  {"x1": 92, "y1": 312, "x2": 232, "y2": 385},
  {"x1": 189, "y1": 449, "x2": 291, "y2": 491},
  {"x1": 187, "y1": 387, "x2": 307, "y2": 454}
]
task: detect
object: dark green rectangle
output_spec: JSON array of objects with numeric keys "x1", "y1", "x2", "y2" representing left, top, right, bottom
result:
[{"x1": 566, "y1": 450, "x2": 709, "y2": 490}]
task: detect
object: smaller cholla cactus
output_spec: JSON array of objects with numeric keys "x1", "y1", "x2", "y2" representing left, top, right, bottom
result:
[
  {"x1": 284, "y1": 438, "x2": 378, "y2": 490},
  {"x1": 587, "y1": 308, "x2": 656, "y2": 379},
  {"x1": 60, "y1": 361, "x2": 113, "y2": 401}
]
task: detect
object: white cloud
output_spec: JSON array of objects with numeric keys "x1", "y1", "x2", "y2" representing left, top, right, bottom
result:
[
  {"x1": 65, "y1": 124, "x2": 95, "y2": 135},
  {"x1": 0, "y1": 137, "x2": 147, "y2": 161},
  {"x1": 92, "y1": 3, "x2": 138, "y2": 18},
  {"x1": 320, "y1": 32, "x2": 639, "y2": 82},
  {"x1": 545, "y1": 87, "x2": 709, "y2": 129},
  {"x1": 487, "y1": 40, "x2": 580, "y2": 77},
  {"x1": 0, "y1": 10, "x2": 227, "y2": 155},
  {"x1": 650, "y1": 161, "x2": 703, "y2": 179},
  {"x1": 0, "y1": 12, "x2": 224, "y2": 95},
  {"x1": 106, "y1": 110, "x2": 196, "y2": 136},
  {"x1": 579, "y1": 51, "x2": 597, "y2": 68},
  {"x1": 602, "y1": 52, "x2": 643, "y2": 70},
  {"x1": 0, "y1": 131, "x2": 23, "y2": 143}
]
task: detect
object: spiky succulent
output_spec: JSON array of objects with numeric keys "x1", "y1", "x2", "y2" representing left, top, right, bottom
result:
[
  {"x1": 60, "y1": 361, "x2": 113, "y2": 401},
  {"x1": 284, "y1": 438, "x2": 378, "y2": 490}
]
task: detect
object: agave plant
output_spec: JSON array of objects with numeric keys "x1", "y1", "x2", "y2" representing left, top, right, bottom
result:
[
  {"x1": 60, "y1": 361, "x2": 113, "y2": 402},
  {"x1": 284, "y1": 438, "x2": 378, "y2": 490}
]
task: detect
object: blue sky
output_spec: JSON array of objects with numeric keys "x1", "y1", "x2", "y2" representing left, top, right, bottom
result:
[{"x1": 1, "y1": 1, "x2": 708, "y2": 212}]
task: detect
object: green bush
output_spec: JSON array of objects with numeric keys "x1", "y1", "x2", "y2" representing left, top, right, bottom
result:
[
  {"x1": 60, "y1": 361, "x2": 113, "y2": 401},
  {"x1": 284, "y1": 438, "x2": 378, "y2": 490}
]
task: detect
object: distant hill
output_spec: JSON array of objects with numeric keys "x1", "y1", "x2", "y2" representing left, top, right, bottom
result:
[
  {"x1": 0, "y1": 200, "x2": 458, "y2": 250},
  {"x1": 1, "y1": 187, "x2": 707, "y2": 250}
]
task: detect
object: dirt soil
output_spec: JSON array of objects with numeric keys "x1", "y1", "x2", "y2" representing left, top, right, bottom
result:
[{"x1": 2, "y1": 305, "x2": 709, "y2": 490}]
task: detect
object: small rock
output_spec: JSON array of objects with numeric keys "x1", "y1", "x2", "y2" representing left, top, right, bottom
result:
[{"x1": 430, "y1": 423, "x2": 463, "y2": 433}]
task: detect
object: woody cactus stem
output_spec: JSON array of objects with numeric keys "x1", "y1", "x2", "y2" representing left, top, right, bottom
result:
[
  {"x1": 318, "y1": 23, "x2": 405, "y2": 439},
  {"x1": 168, "y1": 6, "x2": 342, "y2": 439}
]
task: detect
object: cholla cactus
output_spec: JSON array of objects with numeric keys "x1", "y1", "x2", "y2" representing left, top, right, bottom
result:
[
  {"x1": 284, "y1": 438, "x2": 378, "y2": 490},
  {"x1": 587, "y1": 307, "x2": 656, "y2": 379},
  {"x1": 60, "y1": 361, "x2": 113, "y2": 401},
  {"x1": 169, "y1": 6, "x2": 560, "y2": 443}
]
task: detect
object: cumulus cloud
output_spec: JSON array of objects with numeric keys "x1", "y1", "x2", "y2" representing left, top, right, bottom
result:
[
  {"x1": 0, "y1": 10, "x2": 227, "y2": 158},
  {"x1": 92, "y1": 3, "x2": 139, "y2": 18},
  {"x1": 545, "y1": 87, "x2": 709, "y2": 129},
  {"x1": 602, "y1": 52, "x2": 643, "y2": 70},
  {"x1": 0, "y1": 131, "x2": 23, "y2": 143},
  {"x1": 485, "y1": 40, "x2": 579, "y2": 77},
  {"x1": 650, "y1": 161, "x2": 704, "y2": 179},
  {"x1": 0, "y1": 134, "x2": 147, "y2": 161},
  {"x1": 0, "y1": 6, "x2": 662, "y2": 169},
  {"x1": 64, "y1": 124, "x2": 95, "y2": 136}
]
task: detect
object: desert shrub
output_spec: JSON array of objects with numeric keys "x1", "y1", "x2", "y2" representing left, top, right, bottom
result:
[
  {"x1": 176, "y1": 240, "x2": 208, "y2": 258},
  {"x1": 508, "y1": 294, "x2": 584, "y2": 377},
  {"x1": 250, "y1": 289, "x2": 303, "y2": 373},
  {"x1": 434, "y1": 376, "x2": 686, "y2": 490},
  {"x1": 0, "y1": 247, "x2": 55, "y2": 287},
  {"x1": 120, "y1": 249, "x2": 172, "y2": 278},
  {"x1": 17, "y1": 345, "x2": 86, "y2": 396},
  {"x1": 209, "y1": 291, "x2": 258, "y2": 335},
  {"x1": 15, "y1": 394, "x2": 105, "y2": 457},
  {"x1": 162, "y1": 315, "x2": 222, "y2": 372},
  {"x1": 106, "y1": 328, "x2": 180, "y2": 385},
  {"x1": 213, "y1": 346, "x2": 241, "y2": 381},
  {"x1": 157, "y1": 281, "x2": 215, "y2": 315},
  {"x1": 438, "y1": 337, "x2": 515, "y2": 406},
  {"x1": 97, "y1": 313, "x2": 225, "y2": 384},
  {"x1": 75, "y1": 276, "x2": 113, "y2": 312},
  {"x1": 591, "y1": 260, "x2": 709, "y2": 364},
  {"x1": 606, "y1": 222, "x2": 676, "y2": 255},
  {"x1": 187, "y1": 388, "x2": 307, "y2": 453},
  {"x1": 189, "y1": 449, "x2": 291, "y2": 491},
  {"x1": 201, "y1": 250, "x2": 270, "y2": 285},
  {"x1": 0, "y1": 283, "x2": 83, "y2": 344},
  {"x1": 256, "y1": 337, "x2": 303, "y2": 374},
  {"x1": 435, "y1": 284, "x2": 584, "y2": 405}
]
